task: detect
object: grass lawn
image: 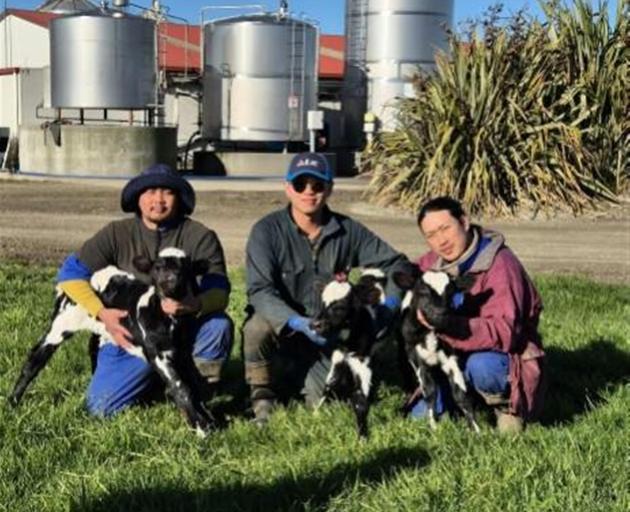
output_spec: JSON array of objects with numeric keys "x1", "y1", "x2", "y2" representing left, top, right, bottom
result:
[{"x1": 0, "y1": 263, "x2": 628, "y2": 511}]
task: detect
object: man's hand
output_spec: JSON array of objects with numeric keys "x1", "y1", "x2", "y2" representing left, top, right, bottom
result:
[
  {"x1": 161, "y1": 297, "x2": 201, "y2": 317},
  {"x1": 97, "y1": 308, "x2": 133, "y2": 350},
  {"x1": 286, "y1": 315, "x2": 327, "y2": 347}
]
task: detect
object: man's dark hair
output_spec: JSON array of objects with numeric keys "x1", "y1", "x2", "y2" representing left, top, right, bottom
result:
[{"x1": 417, "y1": 196, "x2": 466, "y2": 225}]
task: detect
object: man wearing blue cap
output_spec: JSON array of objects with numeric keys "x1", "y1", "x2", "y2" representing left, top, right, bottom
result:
[
  {"x1": 55, "y1": 164, "x2": 233, "y2": 417},
  {"x1": 244, "y1": 152, "x2": 407, "y2": 424}
]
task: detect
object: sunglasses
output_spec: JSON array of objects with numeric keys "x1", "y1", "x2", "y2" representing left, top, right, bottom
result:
[{"x1": 292, "y1": 176, "x2": 327, "y2": 193}]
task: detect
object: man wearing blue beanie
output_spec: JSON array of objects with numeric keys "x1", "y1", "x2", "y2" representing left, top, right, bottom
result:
[{"x1": 55, "y1": 164, "x2": 233, "y2": 418}]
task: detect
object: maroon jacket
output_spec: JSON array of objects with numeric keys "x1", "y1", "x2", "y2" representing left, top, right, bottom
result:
[{"x1": 418, "y1": 227, "x2": 546, "y2": 420}]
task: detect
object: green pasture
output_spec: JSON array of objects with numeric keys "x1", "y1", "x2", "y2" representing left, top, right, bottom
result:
[{"x1": 0, "y1": 263, "x2": 628, "y2": 511}]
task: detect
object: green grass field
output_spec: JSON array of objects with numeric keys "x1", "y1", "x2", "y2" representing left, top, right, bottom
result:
[{"x1": 1, "y1": 263, "x2": 628, "y2": 511}]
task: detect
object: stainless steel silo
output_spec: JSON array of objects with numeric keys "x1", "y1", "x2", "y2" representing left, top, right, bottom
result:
[
  {"x1": 202, "y1": 14, "x2": 318, "y2": 142},
  {"x1": 50, "y1": 12, "x2": 156, "y2": 109},
  {"x1": 342, "y1": 0, "x2": 454, "y2": 143},
  {"x1": 37, "y1": 0, "x2": 98, "y2": 14}
]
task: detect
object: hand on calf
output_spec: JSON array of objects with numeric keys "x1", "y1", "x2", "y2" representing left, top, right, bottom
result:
[
  {"x1": 161, "y1": 297, "x2": 201, "y2": 316},
  {"x1": 97, "y1": 307, "x2": 133, "y2": 350},
  {"x1": 287, "y1": 315, "x2": 328, "y2": 347}
]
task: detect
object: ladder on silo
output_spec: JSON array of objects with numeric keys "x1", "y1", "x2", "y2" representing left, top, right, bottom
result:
[
  {"x1": 347, "y1": 0, "x2": 368, "y2": 72},
  {"x1": 288, "y1": 20, "x2": 307, "y2": 141}
]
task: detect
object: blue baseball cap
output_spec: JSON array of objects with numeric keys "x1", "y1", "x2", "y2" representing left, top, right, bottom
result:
[
  {"x1": 121, "y1": 163, "x2": 195, "y2": 215},
  {"x1": 285, "y1": 152, "x2": 334, "y2": 183}
]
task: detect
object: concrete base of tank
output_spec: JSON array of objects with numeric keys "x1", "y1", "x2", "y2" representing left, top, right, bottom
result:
[
  {"x1": 18, "y1": 124, "x2": 177, "y2": 176},
  {"x1": 192, "y1": 151, "x2": 342, "y2": 177}
]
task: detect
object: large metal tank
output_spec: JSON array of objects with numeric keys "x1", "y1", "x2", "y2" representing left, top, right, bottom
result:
[
  {"x1": 37, "y1": 0, "x2": 97, "y2": 14},
  {"x1": 202, "y1": 13, "x2": 318, "y2": 142},
  {"x1": 343, "y1": 0, "x2": 454, "y2": 143},
  {"x1": 50, "y1": 12, "x2": 156, "y2": 109}
]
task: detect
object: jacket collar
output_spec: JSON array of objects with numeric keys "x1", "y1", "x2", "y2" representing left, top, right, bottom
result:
[
  {"x1": 284, "y1": 204, "x2": 341, "y2": 238},
  {"x1": 433, "y1": 225, "x2": 505, "y2": 275}
]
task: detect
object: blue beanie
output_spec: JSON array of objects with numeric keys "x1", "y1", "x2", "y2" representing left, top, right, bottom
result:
[{"x1": 120, "y1": 164, "x2": 195, "y2": 215}]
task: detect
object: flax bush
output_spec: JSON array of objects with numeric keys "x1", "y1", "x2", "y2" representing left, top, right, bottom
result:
[{"x1": 363, "y1": 0, "x2": 628, "y2": 216}]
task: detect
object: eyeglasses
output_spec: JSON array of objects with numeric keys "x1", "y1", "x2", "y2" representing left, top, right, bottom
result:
[{"x1": 292, "y1": 176, "x2": 327, "y2": 194}]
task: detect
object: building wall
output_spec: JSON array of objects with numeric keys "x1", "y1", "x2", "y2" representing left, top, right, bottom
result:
[
  {"x1": 0, "y1": 72, "x2": 18, "y2": 132},
  {"x1": 0, "y1": 68, "x2": 44, "y2": 133},
  {"x1": 163, "y1": 82, "x2": 201, "y2": 147},
  {"x1": 0, "y1": 16, "x2": 50, "y2": 68}
]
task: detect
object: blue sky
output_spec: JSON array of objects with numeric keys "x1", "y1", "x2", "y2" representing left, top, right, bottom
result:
[{"x1": 4, "y1": 1, "x2": 619, "y2": 33}]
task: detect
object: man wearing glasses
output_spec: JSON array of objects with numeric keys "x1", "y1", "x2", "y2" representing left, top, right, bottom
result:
[{"x1": 243, "y1": 152, "x2": 407, "y2": 425}]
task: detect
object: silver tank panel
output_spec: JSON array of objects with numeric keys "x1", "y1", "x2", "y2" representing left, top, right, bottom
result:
[
  {"x1": 37, "y1": 0, "x2": 98, "y2": 14},
  {"x1": 202, "y1": 14, "x2": 318, "y2": 142},
  {"x1": 50, "y1": 13, "x2": 156, "y2": 109},
  {"x1": 343, "y1": 0, "x2": 453, "y2": 139}
]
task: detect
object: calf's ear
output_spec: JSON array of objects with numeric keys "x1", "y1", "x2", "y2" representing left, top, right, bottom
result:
[
  {"x1": 454, "y1": 274, "x2": 476, "y2": 292},
  {"x1": 133, "y1": 255, "x2": 153, "y2": 273},
  {"x1": 392, "y1": 262, "x2": 420, "y2": 290},
  {"x1": 191, "y1": 259, "x2": 209, "y2": 276},
  {"x1": 354, "y1": 282, "x2": 382, "y2": 306}
]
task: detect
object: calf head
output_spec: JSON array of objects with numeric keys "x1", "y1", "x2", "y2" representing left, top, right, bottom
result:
[
  {"x1": 313, "y1": 270, "x2": 385, "y2": 338},
  {"x1": 133, "y1": 248, "x2": 208, "y2": 301},
  {"x1": 393, "y1": 263, "x2": 475, "y2": 331}
]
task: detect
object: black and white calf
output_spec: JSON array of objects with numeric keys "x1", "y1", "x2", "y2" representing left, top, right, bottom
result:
[
  {"x1": 312, "y1": 270, "x2": 386, "y2": 438},
  {"x1": 9, "y1": 247, "x2": 216, "y2": 437},
  {"x1": 394, "y1": 264, "x2": 480, "y2": 432}
]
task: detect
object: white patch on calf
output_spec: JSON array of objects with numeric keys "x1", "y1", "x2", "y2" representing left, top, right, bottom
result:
[
  {"x1": 322, "y1": 281, "x2": 352, "y2": 307},
  {"x1": 154, "y1": 351, "x2": 176, "y2": 382},
  {"x1": 330, "y1": 349, "x2": 345, "y2": 368},
  {"x1": 137, "y1": 286, "x2": 155, "y2": 310},
  {"x1": 324, "y1": 349, "x2": 346, "y2": 389},
  {"x1": 416, "y1": 332, "x2": 439, "y2": 366},
  {"x1": 136, "y1": 286, "x2": 156, "y2": 340},
  {"x1": 422, "y1": 271, "x2": 450, "y2": 296},
  {"x1": 44, "y1": 304, "x2": 108, "y2": 346},
  {"x1": 401, "y1": 290, "x2": 413, "y2": 311},
  {"x1": 158, "y1": 247, "x2": 186, "y2": 259},
  {"x1": 360, "y1": 269, "x2": 386, "y2": 303},
  {"x1": 346, "y1": 354, "x2": 372, "y2": 397},
  {"x1": 327, "y1": 350, "x2": 372, "y2": 397},
  {"x1": 360, "y1": 268, "x2": 385, "y2": 279},
  {"x1": 90, "y1": 266, "x2": 134, "y2": 292},
  {"x1": 438, "y1": 351, "x2": 467, "y2": 392}
]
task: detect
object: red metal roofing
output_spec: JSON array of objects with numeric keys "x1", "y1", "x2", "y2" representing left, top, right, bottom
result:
[
  {"x1": 0, "y1": 8, "x2": 58, "y2": 28},
  {"x1": 3, "y1": 9, "x2": 345, "y2": 78}
]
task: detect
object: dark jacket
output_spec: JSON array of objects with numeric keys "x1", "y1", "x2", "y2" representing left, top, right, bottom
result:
[
  {"x1": 246, "y1": 206, "x2": 407, "y2": 333},
  {"x1": 78, "y1": 216, "x2": 227, "y2": 284}
]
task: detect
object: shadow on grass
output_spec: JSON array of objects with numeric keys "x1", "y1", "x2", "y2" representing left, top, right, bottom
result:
[
  {"x1": 70, "y1": 445, "x2": 430, "y2": 512},
  {"x1": 540, "y1": 338, "x2": 630, "y2": 425}
]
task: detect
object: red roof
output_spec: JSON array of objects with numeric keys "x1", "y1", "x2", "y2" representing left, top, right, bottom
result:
[
  {"x1": 0, "y1": 8, "x2": 58, "y2": 28},
  {"x1": 157, "y1": 23, "x2": 202, "y2": 73},
  {"x1": 2, "y1": 8, "x2": 345, "y2": 78}
]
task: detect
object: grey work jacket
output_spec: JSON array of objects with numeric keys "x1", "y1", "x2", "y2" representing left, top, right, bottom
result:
[
  {"x1": 245, "y1": 206, "x2": 407, "y2": 333},
  {"x1": 78, "y1": 216, "x2": 227, "y2": 285}
]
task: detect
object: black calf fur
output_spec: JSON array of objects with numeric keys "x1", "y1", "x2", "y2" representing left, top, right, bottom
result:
[
  {"x1": 312, "y1": 271, "x2": 386, "y2": 438},
  {"x1": 394, "y1": 264, "x2": 480, "y2": 432},
  {"x1": 9, "y1": 248, "x2": 216, "y2": 437}
]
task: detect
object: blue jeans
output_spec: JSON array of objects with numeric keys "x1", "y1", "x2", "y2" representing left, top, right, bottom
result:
[
  {"x1": 410, "y1": 351, "x2": 509, "y2": 418},
  {"x1": 86, "y1": 312, "x2": 233, "y2": 417}
]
